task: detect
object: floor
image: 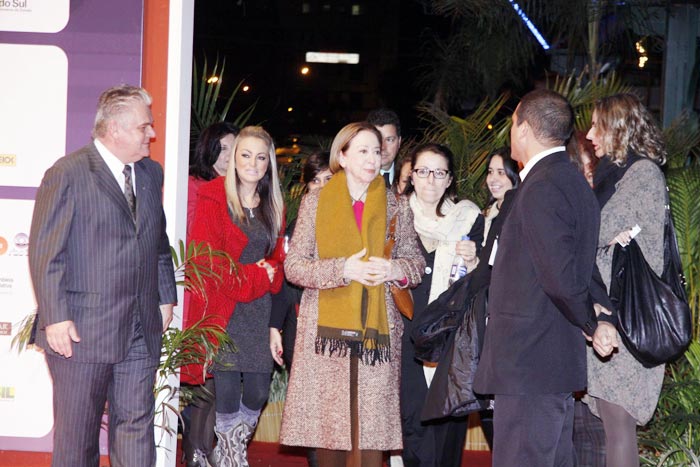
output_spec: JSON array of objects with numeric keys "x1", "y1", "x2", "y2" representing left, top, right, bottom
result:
[{"x1": 0, "y1": 441, "x2": 492, "y2": 467}]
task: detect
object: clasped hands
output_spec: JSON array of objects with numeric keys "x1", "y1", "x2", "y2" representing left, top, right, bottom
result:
[
  {"x1": 584, "y1": 303, "x2": 619, "y2": 358},
  {"x1": 343, "y1": 248, "x2": 403, "y2": 286},
  {"x1": 256, "y1": 259, "x2": 277, "y2": 283}
]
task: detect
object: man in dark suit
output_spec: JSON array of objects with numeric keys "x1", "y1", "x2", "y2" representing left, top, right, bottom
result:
[
  {"x1": 473, "y1": 89, "x2": 617, "y2": 467},
  {"x1": 367, "y1": 108, "x2": 402, "y2": 187},
  {"x1": 29, "y1": 85, "x2": 178, "y2": 467}
]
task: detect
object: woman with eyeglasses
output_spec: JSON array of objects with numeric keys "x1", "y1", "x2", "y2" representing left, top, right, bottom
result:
[{"x1": 400, "y1": 143, "x2": 484, "y2": 467}]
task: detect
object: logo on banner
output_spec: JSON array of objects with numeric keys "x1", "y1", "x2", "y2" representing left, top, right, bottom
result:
[
  {"x1": 0, "y1": 322, "x2": 10, "y2": 336},
  {"x1": 0, "y1": 154, "x2": 16, "y2": 166},
  {"x1": 0, "y1": 0, "x2": 30, "y2": 12},
  {"x1": 7, "y1": 233, "x2": 29, "y2": 256},
  {"x1": 0, "y1": 237, "x2": 7, "y2": 255},
  {"x1": 0, "y1": 386, "x2": 16, "y2": 401}
]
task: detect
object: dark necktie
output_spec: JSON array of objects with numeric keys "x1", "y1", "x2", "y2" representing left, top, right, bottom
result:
[
  {"x1": 383, "y1": 171, "x2": 391, "y2": 187},
  {"x1": 122, "y1": 165, "x2": 136, "y2": 220}
]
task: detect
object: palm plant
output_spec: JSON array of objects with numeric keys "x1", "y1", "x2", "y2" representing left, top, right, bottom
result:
[
  {"x1": 190, "y1": 54, "x2": 256, "y2": 154},
  {"x1": 640, "y1": 341, "x2": 700, "y2": 466}
]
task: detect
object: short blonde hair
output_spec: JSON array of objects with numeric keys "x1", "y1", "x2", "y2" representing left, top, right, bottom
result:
[
  {"x1": 225, "y1": 126, "x2": 284, "y2": 253},
  {"x1": 93, "y1": 85, "x2": 152, "y2": 138},
  {"x1": 329, "y1": 122, "x2": 382, "y2": 173},
  {"x1": 593, "y1": 93, "x2": 666, "y2": 166}
]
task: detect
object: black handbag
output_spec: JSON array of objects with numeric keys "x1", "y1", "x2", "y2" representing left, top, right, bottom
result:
[{"x1": 609, "y1": 205, "x2": 692, "y2": 367}]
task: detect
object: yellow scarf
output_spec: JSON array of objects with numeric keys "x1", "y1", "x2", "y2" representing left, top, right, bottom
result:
[{"x1": 316, "y1": 171, "x2": 390, "y2": 364}]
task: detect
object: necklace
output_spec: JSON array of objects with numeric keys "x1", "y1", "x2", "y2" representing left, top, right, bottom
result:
[
  {"x1": 349, "y1": 185, "x2": 369, "y2": 204},
  {"x1": 246, "y1": 207, "x2": 255, "y2": 218}
]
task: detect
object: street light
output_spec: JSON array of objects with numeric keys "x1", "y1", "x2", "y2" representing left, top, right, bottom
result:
[
  {"x1": 242, "y1": 84, "x2": 250, "y2": 92},
  {"x1": 207, "y1": 75, "x2": 219, "y2": 84},
  {"x1": 300, "y1": 66, "x2": 310, "y2": 76}
]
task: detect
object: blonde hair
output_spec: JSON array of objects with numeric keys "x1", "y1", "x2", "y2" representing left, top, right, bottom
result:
[
  {"x1": 93, "y1": 85, "x2": 152, "y2": 138},
  {"x1": 329, "y1": 122, "x2": 382, "y2": 173},
  {"x1": 593, "y1": 94, "x2": 666, "y2": 166},
  {"x1": 225, "y1": 126, "x2": 285, "y2": 254}
]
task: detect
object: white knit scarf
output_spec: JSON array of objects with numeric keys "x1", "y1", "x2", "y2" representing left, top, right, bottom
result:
[{"x1": 409, "y1": 194, "x2": 481, "y2": 303}]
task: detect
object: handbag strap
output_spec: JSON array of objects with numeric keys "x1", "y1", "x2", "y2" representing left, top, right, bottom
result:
[
  {"x1": 663, "y1": 186, "x2": 688, "y2": 299},
  {"x1": 384, "y1": 194, "x2": 399, "y2": 258}
]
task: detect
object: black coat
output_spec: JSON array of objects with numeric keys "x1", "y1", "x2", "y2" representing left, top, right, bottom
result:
[{"x1": 474, "y1": 151, "x2": 605, "y2": 395}]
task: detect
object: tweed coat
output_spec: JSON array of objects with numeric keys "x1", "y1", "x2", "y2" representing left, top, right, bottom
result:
[
  {"x1": 280, "y1": 187, "x2": 425, "y2": 451},
  {"x1": 586, "y1": 158, "x2": 666, "y2": 425}
]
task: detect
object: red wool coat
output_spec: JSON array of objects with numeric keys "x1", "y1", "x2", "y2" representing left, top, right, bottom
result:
[{"x1": 181, "y1": 177, "x2": 284, "y2": 385}]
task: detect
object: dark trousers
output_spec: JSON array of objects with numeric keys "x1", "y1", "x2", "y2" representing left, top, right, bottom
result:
[
  {"x1": 493, "y1": 393, "x2": 575, "y2": 467},
  {"x1": 573, "y1": 399, "x2": 606, "y2": 467},
  {"x1": 400, "y1": 340, "x2": 467, "y2": 467},
  {"x1": 46, "y1": 322, "x2": 159, "y2": 467},
  {"x1": 183, "y1": 378, "x2": 216, "y2": 456}
]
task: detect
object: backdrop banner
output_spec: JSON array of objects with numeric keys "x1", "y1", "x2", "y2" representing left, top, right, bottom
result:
[{"x1": 0, "y1": 0, "x2": 143, "y2": 453}]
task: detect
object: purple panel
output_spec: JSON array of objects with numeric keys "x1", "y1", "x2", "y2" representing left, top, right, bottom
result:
[
  {"x1": 0, "y1": 0, "x2": 144, "y2": 158},
  {"x1": 0, "y1": 0, "x2": 144, "y2": 452}
]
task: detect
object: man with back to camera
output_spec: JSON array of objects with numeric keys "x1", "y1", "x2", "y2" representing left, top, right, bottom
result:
[
  {"x1": 473, "y1": 89, "x2": 618, "y2": 467},
  {"x1": 367, "y1": 108, "x2": 402, "y2": 187},
  {"x1": 29, "y1": 84, "x2": 177, "y2": 467}
]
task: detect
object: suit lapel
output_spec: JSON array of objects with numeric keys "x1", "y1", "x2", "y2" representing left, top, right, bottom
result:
[{"x1": 87, "y1": 143, "x2": 135, "y2": 223}]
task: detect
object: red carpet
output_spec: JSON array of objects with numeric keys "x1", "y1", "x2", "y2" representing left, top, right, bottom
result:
[{"x1": 0, "y1": 442, "x2": 492, "y2": 466}]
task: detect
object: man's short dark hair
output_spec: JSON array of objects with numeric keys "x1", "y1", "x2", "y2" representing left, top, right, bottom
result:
[
  {"x1": 515, "y1": 90, "x2": 573, "y2": 145},
  {"x1": 367, "y1": 108, "x2": 401, "y2": 137}
]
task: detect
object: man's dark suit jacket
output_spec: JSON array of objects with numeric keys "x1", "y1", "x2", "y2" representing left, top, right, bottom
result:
[
  {"x1": 473, "y1": 151, "x2": 603, "y2": 395},
  {"x1": 29, "y1": 142, "x2": 177, "y2": 362}
]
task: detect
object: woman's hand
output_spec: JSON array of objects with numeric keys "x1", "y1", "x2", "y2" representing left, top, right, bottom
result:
[
  {"x1": 342, "y1": 248, "x2": 386, "y2": 286},
  {"x1": 368, "y1": 256, "x2": 404, "y2": 284},
  {"x1": 257, "y1": 259, "x2": 276, "y2": 283},
  {"x1": 608, "y1": 229, "x2": 633, "y2": 247},
  {"x1": 269, "y1": 328, "x2": 284, "y2": 366},
  {"x1": 456, "y1": 239, "x2": 478, "y2": 266}
]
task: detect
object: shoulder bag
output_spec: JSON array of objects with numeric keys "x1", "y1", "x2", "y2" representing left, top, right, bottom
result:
[
  {"x1": 609, "y1": 200, "x2": 692, "y2": 367},
  {"x1": 384, "y1": 208, "x2": 414, "y2": 320}
]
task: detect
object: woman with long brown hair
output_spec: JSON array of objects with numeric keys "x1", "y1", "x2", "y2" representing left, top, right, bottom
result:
[{"x1": 585, "y1": 94, "x2": 667, "y2": 467}]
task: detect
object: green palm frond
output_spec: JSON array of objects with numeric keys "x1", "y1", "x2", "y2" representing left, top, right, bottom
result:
[
  {"x1": 667, "y1": 167, "x2": 700, "y2": 341},
  {"x1": 10, "y1": 312, "x2": 36, "y2": 353},
  {"x1": 640, "y1": 341, "x2": 700, "y2": 465},
  {"x1": 171, "y1": 239, "x2": 236, "y2": 301},
  {"x1": 155, "y1": 317, "x2": 234, "y2": 436},
  {"x1": 549, "y1": 71, "x2": 632, "y2": 132},
  {"x1": 664, "y1": 113, "x2": 700, "y2": 170},
  {"x1": 190, "y1": 54, "x2": 257, "y2": 152}
]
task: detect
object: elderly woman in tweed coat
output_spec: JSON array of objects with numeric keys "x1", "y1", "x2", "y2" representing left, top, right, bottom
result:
[{"x1": 279, "y1": 122, "x2": 425, "y2": 467}]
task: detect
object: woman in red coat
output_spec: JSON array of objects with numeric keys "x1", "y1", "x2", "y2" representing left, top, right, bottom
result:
[{"x1": 183, "y1": 126, "x2": 285, "y2": 467}]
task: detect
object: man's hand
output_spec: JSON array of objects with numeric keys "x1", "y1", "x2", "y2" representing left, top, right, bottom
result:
[
  {"x1": 593, "y1": 303, "x2": 613, "y2": 317},
  {"x1": 46, "y1": 320, "x2": 81, "y2": 358},
  {"x1": 590, "y1": 321, "x2": 618, "y2": 357},
  {"x1": 160, "y1": 304, "x2": 174, "y2": 332}
]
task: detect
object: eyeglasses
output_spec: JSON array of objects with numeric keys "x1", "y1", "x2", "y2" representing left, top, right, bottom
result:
[{"x1": 413, "y1": 168, "x2": 450, "y2": 179}]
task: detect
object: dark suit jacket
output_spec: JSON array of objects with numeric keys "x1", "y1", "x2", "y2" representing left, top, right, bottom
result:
[
  {"x1": 29, "y1": 142, "x2": 177, "y2": 363},
  {"x1": 473, "y1": 151, "x2": 602, "y2": 395}
]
